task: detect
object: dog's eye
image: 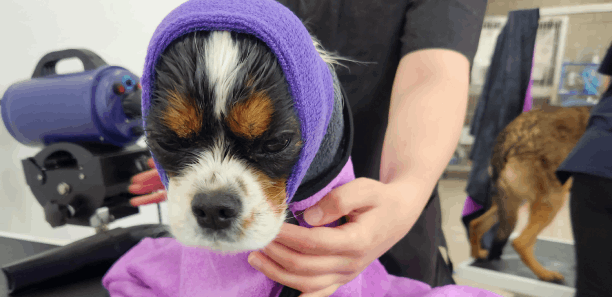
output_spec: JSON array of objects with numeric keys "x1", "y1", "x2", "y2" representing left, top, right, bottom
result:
[
  {"x1": 263, "y1": 136, "x2": 291, "y2": 153},
  {"x1": 156, "y1": 138, "x2": 183, "y2": 152}
]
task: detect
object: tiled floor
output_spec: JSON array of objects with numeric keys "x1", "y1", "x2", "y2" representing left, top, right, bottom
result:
[{"x1": 437, "y1": 177, "x2": 574, "y2": 297}]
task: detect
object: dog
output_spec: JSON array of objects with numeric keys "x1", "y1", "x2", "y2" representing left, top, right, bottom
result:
[
  {"x1": 144, "y1": 30, "x2": 345, "y2": 253},
  {"x1": 468, "y1": 103, "x2": 592, "y2": 282}
]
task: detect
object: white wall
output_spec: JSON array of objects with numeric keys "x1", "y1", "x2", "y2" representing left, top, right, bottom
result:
[{"x1": 0, "y1": 0, "x2": 187, "y2": 245}]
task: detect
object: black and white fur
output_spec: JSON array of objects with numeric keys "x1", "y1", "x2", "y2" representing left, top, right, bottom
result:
[{"x1": 145, "y1": 30, "x2": 345, "y2": 253}]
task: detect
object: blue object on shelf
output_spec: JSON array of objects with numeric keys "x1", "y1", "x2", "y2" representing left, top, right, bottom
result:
[
  {"x1": 581, "y1": 65, "x2": 601, "y2": 95},
  {"x1": 558, "y1": 62, "x2": 602, "y2": 101}
]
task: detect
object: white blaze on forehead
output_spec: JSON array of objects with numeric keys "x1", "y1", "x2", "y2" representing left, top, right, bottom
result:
[
  {"x1": 191, "y1": 139, "x2": 249, "y2": 192},
  {"x1": 205, "y1": 31, "x2": 241, "y2": 120}
]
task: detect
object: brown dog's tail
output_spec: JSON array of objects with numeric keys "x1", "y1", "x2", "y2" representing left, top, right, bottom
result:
[
  {"x1": 488, "y1": 128, "x2": 509, "y2": 206},
  {"x1": 486, "y1": 128, "x2": 517, "y2": 260}
]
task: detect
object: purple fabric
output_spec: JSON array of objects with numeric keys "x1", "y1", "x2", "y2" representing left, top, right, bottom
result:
[
  {"x1": 140, "y1": 0, "x2": 334, "y2": 203},
  {"x1": 522, "y1": 71, "x2": 534, "y2": 112},
  {"x1": 288, "y1": 157, "x2": 353, "y2": 226},
  {"x1": 461, "y1": 196, "x2": 484, "y2": 217},
  {"x1": 523, "y1": 42, "x2": 537, "y2": 113},
  {"x1": 103, "y1": 158, "x2": 502, "y2": 296}
]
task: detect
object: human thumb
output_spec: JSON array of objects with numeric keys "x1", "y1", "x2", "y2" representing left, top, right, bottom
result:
[
  {"x1": 304, "y1": 205, "x2": 324, "y2": 226},
  {"x1": 303, "y1": 190, "x2": 345, "y2": 226}
]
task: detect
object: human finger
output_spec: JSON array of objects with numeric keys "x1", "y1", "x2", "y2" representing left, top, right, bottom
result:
[
  {"x1": 261, "y1": 240, "x2": 355, "y2": 276},
  {"x1": 130, "y1": 191, "x2": 167, "y2": 206},
  {"x1": 248, "y1": 251, "x2": 341, "y2": 293}
]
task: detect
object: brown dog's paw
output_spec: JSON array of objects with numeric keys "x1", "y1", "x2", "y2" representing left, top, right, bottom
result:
[
  {"x1": 537, "y1": 270, "x2": 565, "y2": 283},
  {"x1": 470, "y1": 244, "x2": 488, "y2": 259},
  {"x1": 475, "y1": 249, "x2": 489, "y2": 260},
  {"x1": 469, "y1": 244, "x2": 483, "y2": 259}
]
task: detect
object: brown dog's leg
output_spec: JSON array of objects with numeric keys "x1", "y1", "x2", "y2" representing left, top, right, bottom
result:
[
  {"x1": 488, "y1": 160, "x2": 532, "y2": 260},
  {"x1": 469, "y1": 203, "x2": 498, "y2": 259},
  {"x1": 512, "y1": 187, "x2": 569, "y2": 282},
  {"x1": 487, "y1": 189, "x2": 523, "y2": 260}
]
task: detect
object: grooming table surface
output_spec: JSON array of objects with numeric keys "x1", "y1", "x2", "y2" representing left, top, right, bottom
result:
[
  {"x1": 455, "y1": 237, "x2": 576, "y2": 297},
  {"x1": 0, "y1": 232, "x2": 109, "y2": 297}
]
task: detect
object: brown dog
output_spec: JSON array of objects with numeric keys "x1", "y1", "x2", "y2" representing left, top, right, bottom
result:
[{"x1": 468, "y1": 103, "x2": 592, "y2": 282}]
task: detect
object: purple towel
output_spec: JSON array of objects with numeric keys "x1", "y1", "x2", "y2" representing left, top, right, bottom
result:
[
  {"x1": 103, "y1": 158, "x2": 502, "y2": 296},
  {"x1": 140, "y1": 0, "x2": 334, "y2": 203}
]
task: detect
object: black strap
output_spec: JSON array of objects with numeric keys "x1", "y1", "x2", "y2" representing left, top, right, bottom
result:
[
  {"x1": 291, "y1": 84, "x2": 354, "y2": 203},
  {"x1": 278, "y1": 286, "x2": 302, "y2": 297}
]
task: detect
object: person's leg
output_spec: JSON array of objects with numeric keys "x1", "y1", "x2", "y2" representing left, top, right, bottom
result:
[
  {"x1": 378, "y1": 185, "x2": 455, "y2": 287},
  {"x1": 570, "y1": 173, "x2": 612, "y2": 296}
]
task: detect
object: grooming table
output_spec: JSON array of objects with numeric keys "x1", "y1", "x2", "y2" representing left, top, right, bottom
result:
[
  {"x1": 0, "y1": 231, "x2": 110, "y2": 297},
  {"x1": 455, "y1": 235, "x2": 576, "y2": 297}
]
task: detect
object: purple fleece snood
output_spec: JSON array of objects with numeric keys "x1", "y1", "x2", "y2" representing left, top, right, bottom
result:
[{"x1": 140, "y1": 0, "x2": 334, "y2": 203}]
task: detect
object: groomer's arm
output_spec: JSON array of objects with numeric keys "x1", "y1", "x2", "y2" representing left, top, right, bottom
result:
[
  {"x1": 246, "y1": 48, "x2": 471, "y2": 296},
  {"x1": 380, "y1": 48, "x2": 470, "y2": 218}
]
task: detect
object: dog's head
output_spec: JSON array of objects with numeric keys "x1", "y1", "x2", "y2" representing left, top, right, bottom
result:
[{"x1": 144, "y1": 30, "x2": 342, "y2": 252}]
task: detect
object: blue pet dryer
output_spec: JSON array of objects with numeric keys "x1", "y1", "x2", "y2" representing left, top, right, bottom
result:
[{"x1": 1, "y1": 49, "x2": 143, "y2": 147}]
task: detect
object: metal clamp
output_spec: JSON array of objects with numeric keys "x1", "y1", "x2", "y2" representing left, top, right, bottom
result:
[{"x1": 89, "y1": 207, "x2": 115, "y2": 233}]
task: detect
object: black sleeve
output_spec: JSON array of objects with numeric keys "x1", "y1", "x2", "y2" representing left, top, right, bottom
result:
[
  {"x1": 401, "y1": 0, "x2": 488, "y2": 65},
  {"x1": 598, "y1": 40, "x2": 612, "y2": 76}
]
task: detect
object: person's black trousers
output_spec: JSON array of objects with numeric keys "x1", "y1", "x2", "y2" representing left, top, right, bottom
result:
[{"x1": 570, "y1": 173, "x2": 612, "y2": 297}]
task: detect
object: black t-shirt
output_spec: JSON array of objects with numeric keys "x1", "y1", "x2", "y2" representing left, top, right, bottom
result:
[
  {"x1": 599, "y1": 40, "x2": 612, "y2": 76},
  {"x1": 277, "y1": 0, "x2": 488, "y2": 180}
]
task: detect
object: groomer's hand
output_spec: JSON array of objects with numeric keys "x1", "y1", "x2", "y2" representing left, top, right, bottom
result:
[
  {"x1": 248, "y1": 177, "x2": 428, "y2": 297},
  {"x1": 128, "y1": 158, "x2": 167, "y2": 206}
]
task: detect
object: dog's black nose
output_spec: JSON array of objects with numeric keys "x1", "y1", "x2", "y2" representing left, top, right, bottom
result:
[{"x1": 191, "y1": 191, "x2": 242, "y2": 230}]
